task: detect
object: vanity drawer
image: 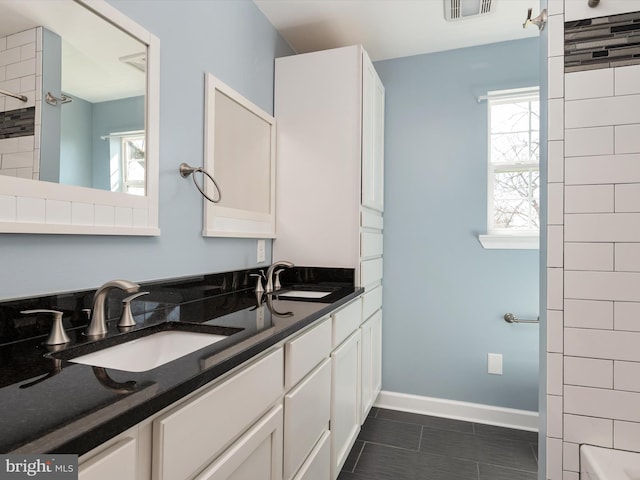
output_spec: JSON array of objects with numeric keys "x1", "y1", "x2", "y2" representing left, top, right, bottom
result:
[
  {"x1": 332, "y1": 299, "x2": 362, "y2": 348},
  {"x1": 360, "y1": 231, "x2": 383, "y2": 259},
  {"x1": 153, "y1": 348, "x2": 284, "y2": 480},
  {"x1": 284, "y1": 358, "x2": 331, "y2": 480},
  {"x1": 285, "y1": 317, "x2": 331, "y2": 390},
  {"x1": 362, "y1": 285, "x2": 382, "y2": 321}
]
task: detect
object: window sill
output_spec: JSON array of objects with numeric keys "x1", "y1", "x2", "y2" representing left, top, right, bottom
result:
[{"x1": 478, "y1": 234, "x2": 539, "y2": 250}]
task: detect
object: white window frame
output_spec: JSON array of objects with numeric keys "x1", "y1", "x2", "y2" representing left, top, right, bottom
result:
[{"x1": 479, "y1": 86, "x2": 540, "y2": 250}]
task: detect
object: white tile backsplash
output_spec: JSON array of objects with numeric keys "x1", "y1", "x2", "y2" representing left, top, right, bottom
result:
[
  {"x1": 614, "y1": 420, "x2": 640, "y2": 452},
  {"x1": 548, "y1": 226, "x2": 564, "y2": 268},
  {"x1": 565, "y1": 213, "x2": 640, "y2": 243},
  {"x1": 548, "y1": 353, "x2": 564, "y2": 395},
  {"x1": 547, "y1": 309, "x2": 564, "y2": 353},
  {"x1": 549, "y1": 56, "x2": 565, "y2": 99},
  {"x1": 563, "y1": 442, "x2": 580, "y2": 472},
  {"x1": 615, "y1": 184, "x2": 640, "y2": 213},
  {"x1": 548, "y1": 267, "x2": 564, "y2": 310},
  {"x1": 614, "y1": 361, "x2": 640, "y2": 392},
  {"x1": 565, "y1": 127, "x2": 614, "y2": 157},
  {"x1": 0, "y1": 194, "x2": 16, "y2": 222},
  {"x1": 564, "y1": 414, "x2": 613, "y2": 447},
  {"x1": 45, "y1": 200, "x2": 72, "y2": 225},
  {"x1": 616, "y1": 64, "x2": 640, "y2": 96},
  {"x1": 548, "y1": 141, "x2": 564, "y2": 183},
  {"x1": 565, "y1": 243, "x2": 613, "y2": 271},
  {"x1": 565, "y1": 327, "x2": 640, "y2": 362},
  {"x1": 565, "y1": 95, "x2": 640, "y2": 128},
  {"x1": 547, "y1": 437, "x2": 563, "y2": 480},
  {"x1": 564, "y1": 356, "x2": 613, "y2": 388},
  {"x1": 565, "y1": 154, "x2": 640, "y2": 185},
  {"x1": 565, "y1": 385, "x2": 640, "y2": 422},
  {"x1": 565, "y1": 69, "x2": 614, "y2": 101},
  {"x1": 16, "y1": 196, "x2": 44, "y2": 223},
  {"x1": 548, "y1": 183, "x2": 564, "y2": 225},
  {"x1": 615, "y1": 124, "x2": 640, "y2": 154},
  {"x1": 549, "y1": 98, "x2": 565, "y2": 141},
  {"x1": 565, "y1": 185, "x2": 613, "y2": 213},
  {"x1": 548, "y1": 394, "x2": 563, "y2": 438},
  {"x1": 615, "y1": 243, "x2": 640, "y2": 272},
  {"x1": 615, "y1": 302, "x2": 640, "y2": 332},
  {"x1": 565, "y1": 299, "x2": 613, "y2": 329},
  {"x1": 565, "y1": 270, "x2": 640, "y2": 302}
]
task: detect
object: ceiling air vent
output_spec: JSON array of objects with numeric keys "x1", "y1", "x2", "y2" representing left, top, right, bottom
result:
[{"x1": 444, "y1": 0, "x2": 494, "y2": 21}]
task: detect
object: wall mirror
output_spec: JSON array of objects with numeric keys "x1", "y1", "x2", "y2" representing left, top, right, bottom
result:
[
  {"x1": 203, "y1": 73, "x2": 275, "y2": 238},
  {"x1": 0, "y1": 0, "x2": 159, "y2": 235}
]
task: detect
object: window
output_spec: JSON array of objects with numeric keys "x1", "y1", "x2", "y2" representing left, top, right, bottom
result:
[
  {"x1": 108, "y1": 131, "x2": 146, "y2": 196},
  {"x1": 480, "y1": 87, "x2": 540, "y2": 249}
]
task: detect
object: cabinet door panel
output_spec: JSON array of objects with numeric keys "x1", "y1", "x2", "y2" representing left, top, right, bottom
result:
[
  {"x1": 361, "y1": 50, "x2": 385, "y2": 213},
  {"x1": 293, "y1": 431, "x2": 330, "y2": 480},
  {"x1": 360, "y1": 257, "x2": 383, "y2": 288},
  {"x1": 195, "y1": 405, "x2": 283, "y2": 480},
  {"x1": 284, "y1": 359, "x2": 331, "y2": 480},
  {"x1": 362, "y1": 285, "x2": 382, "y2": 321},
  {"x1": 79, "y1": 437, "x2": 137, "y2": 480},
  {"x1": 360, "y1": 232, "x2": 383, "y2": 259},
  {"x1": 330, "y1": 330, "x2": 361, "y2": 479}
]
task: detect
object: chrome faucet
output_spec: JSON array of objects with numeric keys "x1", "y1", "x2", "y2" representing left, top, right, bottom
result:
[
  {"x1": 86, "y1": 279, "x2": 140, "y2": 336},
  {"x1": 265, "y1": 261, "x2": 293, "y2": 293}
]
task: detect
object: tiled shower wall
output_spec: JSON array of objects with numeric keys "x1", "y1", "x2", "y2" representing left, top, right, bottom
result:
[
  {"x1": 546, "y1": 2, "x2": 640, "y2": 479},
  {"x1": 0, "y1": 27, "x2": 41, "y2": 180}
]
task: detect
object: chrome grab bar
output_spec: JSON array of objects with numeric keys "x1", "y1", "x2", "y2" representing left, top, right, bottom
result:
[{"x1": 504, "y1": 313, "x2": 539, "y2": 324}]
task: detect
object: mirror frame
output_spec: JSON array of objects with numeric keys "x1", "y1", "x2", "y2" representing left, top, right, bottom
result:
[
  {"x1": 0, "y1": 0, "x2": 159, "y2": 236},
  {"x1": 203, "y1": 73, "x2": 276, "y2": 239}
]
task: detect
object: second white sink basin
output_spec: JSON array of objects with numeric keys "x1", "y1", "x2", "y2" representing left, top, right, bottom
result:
[
  {"x1": 71, "y1": 330, "x2": 228, "y2": 372},
  {"x1": 277, "y1": 290, "x2": 332, "y2": 299}
]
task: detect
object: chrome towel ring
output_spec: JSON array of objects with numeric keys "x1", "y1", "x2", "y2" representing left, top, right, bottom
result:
[{"x1": 179, "y1": 163, "x2": 222, "y2": 203}]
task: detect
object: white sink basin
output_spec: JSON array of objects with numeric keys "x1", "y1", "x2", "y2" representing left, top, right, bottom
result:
[
  {"x1": 278, "y1": 290, "x2": 332, "y2": 299},
  {"x1": 71, "y1": 330, "x2": 228, "y2": 372}
]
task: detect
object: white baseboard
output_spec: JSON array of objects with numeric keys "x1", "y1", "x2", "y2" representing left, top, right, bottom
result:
[{"x1": 374, "y1": 390, "x2": 539, "y2": 432}]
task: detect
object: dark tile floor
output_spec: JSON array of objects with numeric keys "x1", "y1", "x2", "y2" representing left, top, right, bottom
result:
[{"x1": 338, "y1": 408, "x2": 538, "y2": 480}]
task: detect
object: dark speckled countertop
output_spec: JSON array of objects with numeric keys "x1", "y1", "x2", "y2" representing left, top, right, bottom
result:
[{"x1": 0, "y1": 267, "x2": 362, "y2": 455}]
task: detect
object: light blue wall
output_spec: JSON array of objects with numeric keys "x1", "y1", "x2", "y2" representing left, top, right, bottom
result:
[
  {"x1": 375, "y1": 38, "x2": 541, "y2": 412},
  {"x1": 60, "y1": 95, "x2": 93, "y2": 187},
  {"x1": 92, "y1": 96, "x2": 145, "y2": 191},
  {"x1": 39, "y1": 28, "x2": 62, "y2": 184},
  {"x1": 0, "y1": 0, "x2": 291, "y2": 300}
]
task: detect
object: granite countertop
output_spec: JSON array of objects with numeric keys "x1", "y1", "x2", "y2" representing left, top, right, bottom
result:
[{"x1": 0, "y1": 269, "x2": 362, "y2": 455}]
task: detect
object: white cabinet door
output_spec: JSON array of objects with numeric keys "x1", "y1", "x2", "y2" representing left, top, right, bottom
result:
[
  {"x1": 195, "y1": 405, "x2": 283, "y2": 480},
  {"x1": 293, "y1": 431, "x2": 331, "y2": 480},
  {"x1": 371, "y1": 310, "x2": 382, "y2": 403},
  {"x1": 360, "y1": 309, "x2": 382, "y2": 422},
  {"x1": 284, "y1": 359, "x2": 331, "y2": 480},
  {"x1": 79, "y1": 437, "x2": 137, "y2": 480},
  {"x1": 330, "y1": 330, "x2": 361, "y2": 480},
  {"x1": 361, "y1": 50, "x2": 385, "y2": 213}
]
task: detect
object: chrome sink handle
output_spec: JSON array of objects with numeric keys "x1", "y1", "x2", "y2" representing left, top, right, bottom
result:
[
  {"x1": 87, "y1": 279, "x2": 140, "y2": 337},
  {"x1": 118, "y1": 291, "x2": 150, "y2": 329},
  {"x1": 265, "y1": 261, "x2": 293, "y2": 293},
  {"x1": 21, "y1": 309, "x2": 70, "y2": 345}
]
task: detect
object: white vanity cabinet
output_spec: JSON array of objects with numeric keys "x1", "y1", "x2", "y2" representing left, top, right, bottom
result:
[
  {"x1": 283, "y1": 317, "x2": 332, "y2": 480},
  {"x1": 152, "y1": 348, "x2": 284, "y2": 480},
  {"x1": 329, "y1": 299, "x2": 363, "y2": 480},
  {"x1": 78, "y1": 426, "x2": 151, "y2": 480},
  {"x1": 360, "y1": 286, "x2": 382, "y2": 421},
  {"x1": 274, "y1": 44, "x2": 385, "y2": 289}
]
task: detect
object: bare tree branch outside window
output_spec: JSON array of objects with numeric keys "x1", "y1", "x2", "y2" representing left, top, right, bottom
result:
[{"x1": 489, "y1": 95, "x2": 540, "y2": 232}]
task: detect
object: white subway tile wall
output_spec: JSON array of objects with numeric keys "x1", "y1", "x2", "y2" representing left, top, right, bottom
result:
[
  {"x1": 0, "y1": 27, "x2": 41, "y2": 179},
  {"x1": 547, "y1": 6, "x2": 640, "y2": 478}
]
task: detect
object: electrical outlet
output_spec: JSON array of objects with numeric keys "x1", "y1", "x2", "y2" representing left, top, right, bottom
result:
[
  {"x1": 256, "y1": 239, "x2": 265, "y2": 263},
  {"x1": 488, "y1": 353, "x2": 503, "y2": 375}
]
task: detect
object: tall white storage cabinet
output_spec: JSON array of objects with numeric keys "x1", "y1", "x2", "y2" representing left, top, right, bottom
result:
[{"x1": 274, "y1": 45, "x2": 384, "y2": 289}]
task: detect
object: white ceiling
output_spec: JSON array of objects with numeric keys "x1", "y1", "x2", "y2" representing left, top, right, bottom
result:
[{"x1": 253, "y1": 0, "x2": 540, "y2": 62}]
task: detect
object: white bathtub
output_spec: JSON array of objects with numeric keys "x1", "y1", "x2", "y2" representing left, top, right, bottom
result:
[{"x1": 581, "y1": 445, "x2": 640, "y2": 480}]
